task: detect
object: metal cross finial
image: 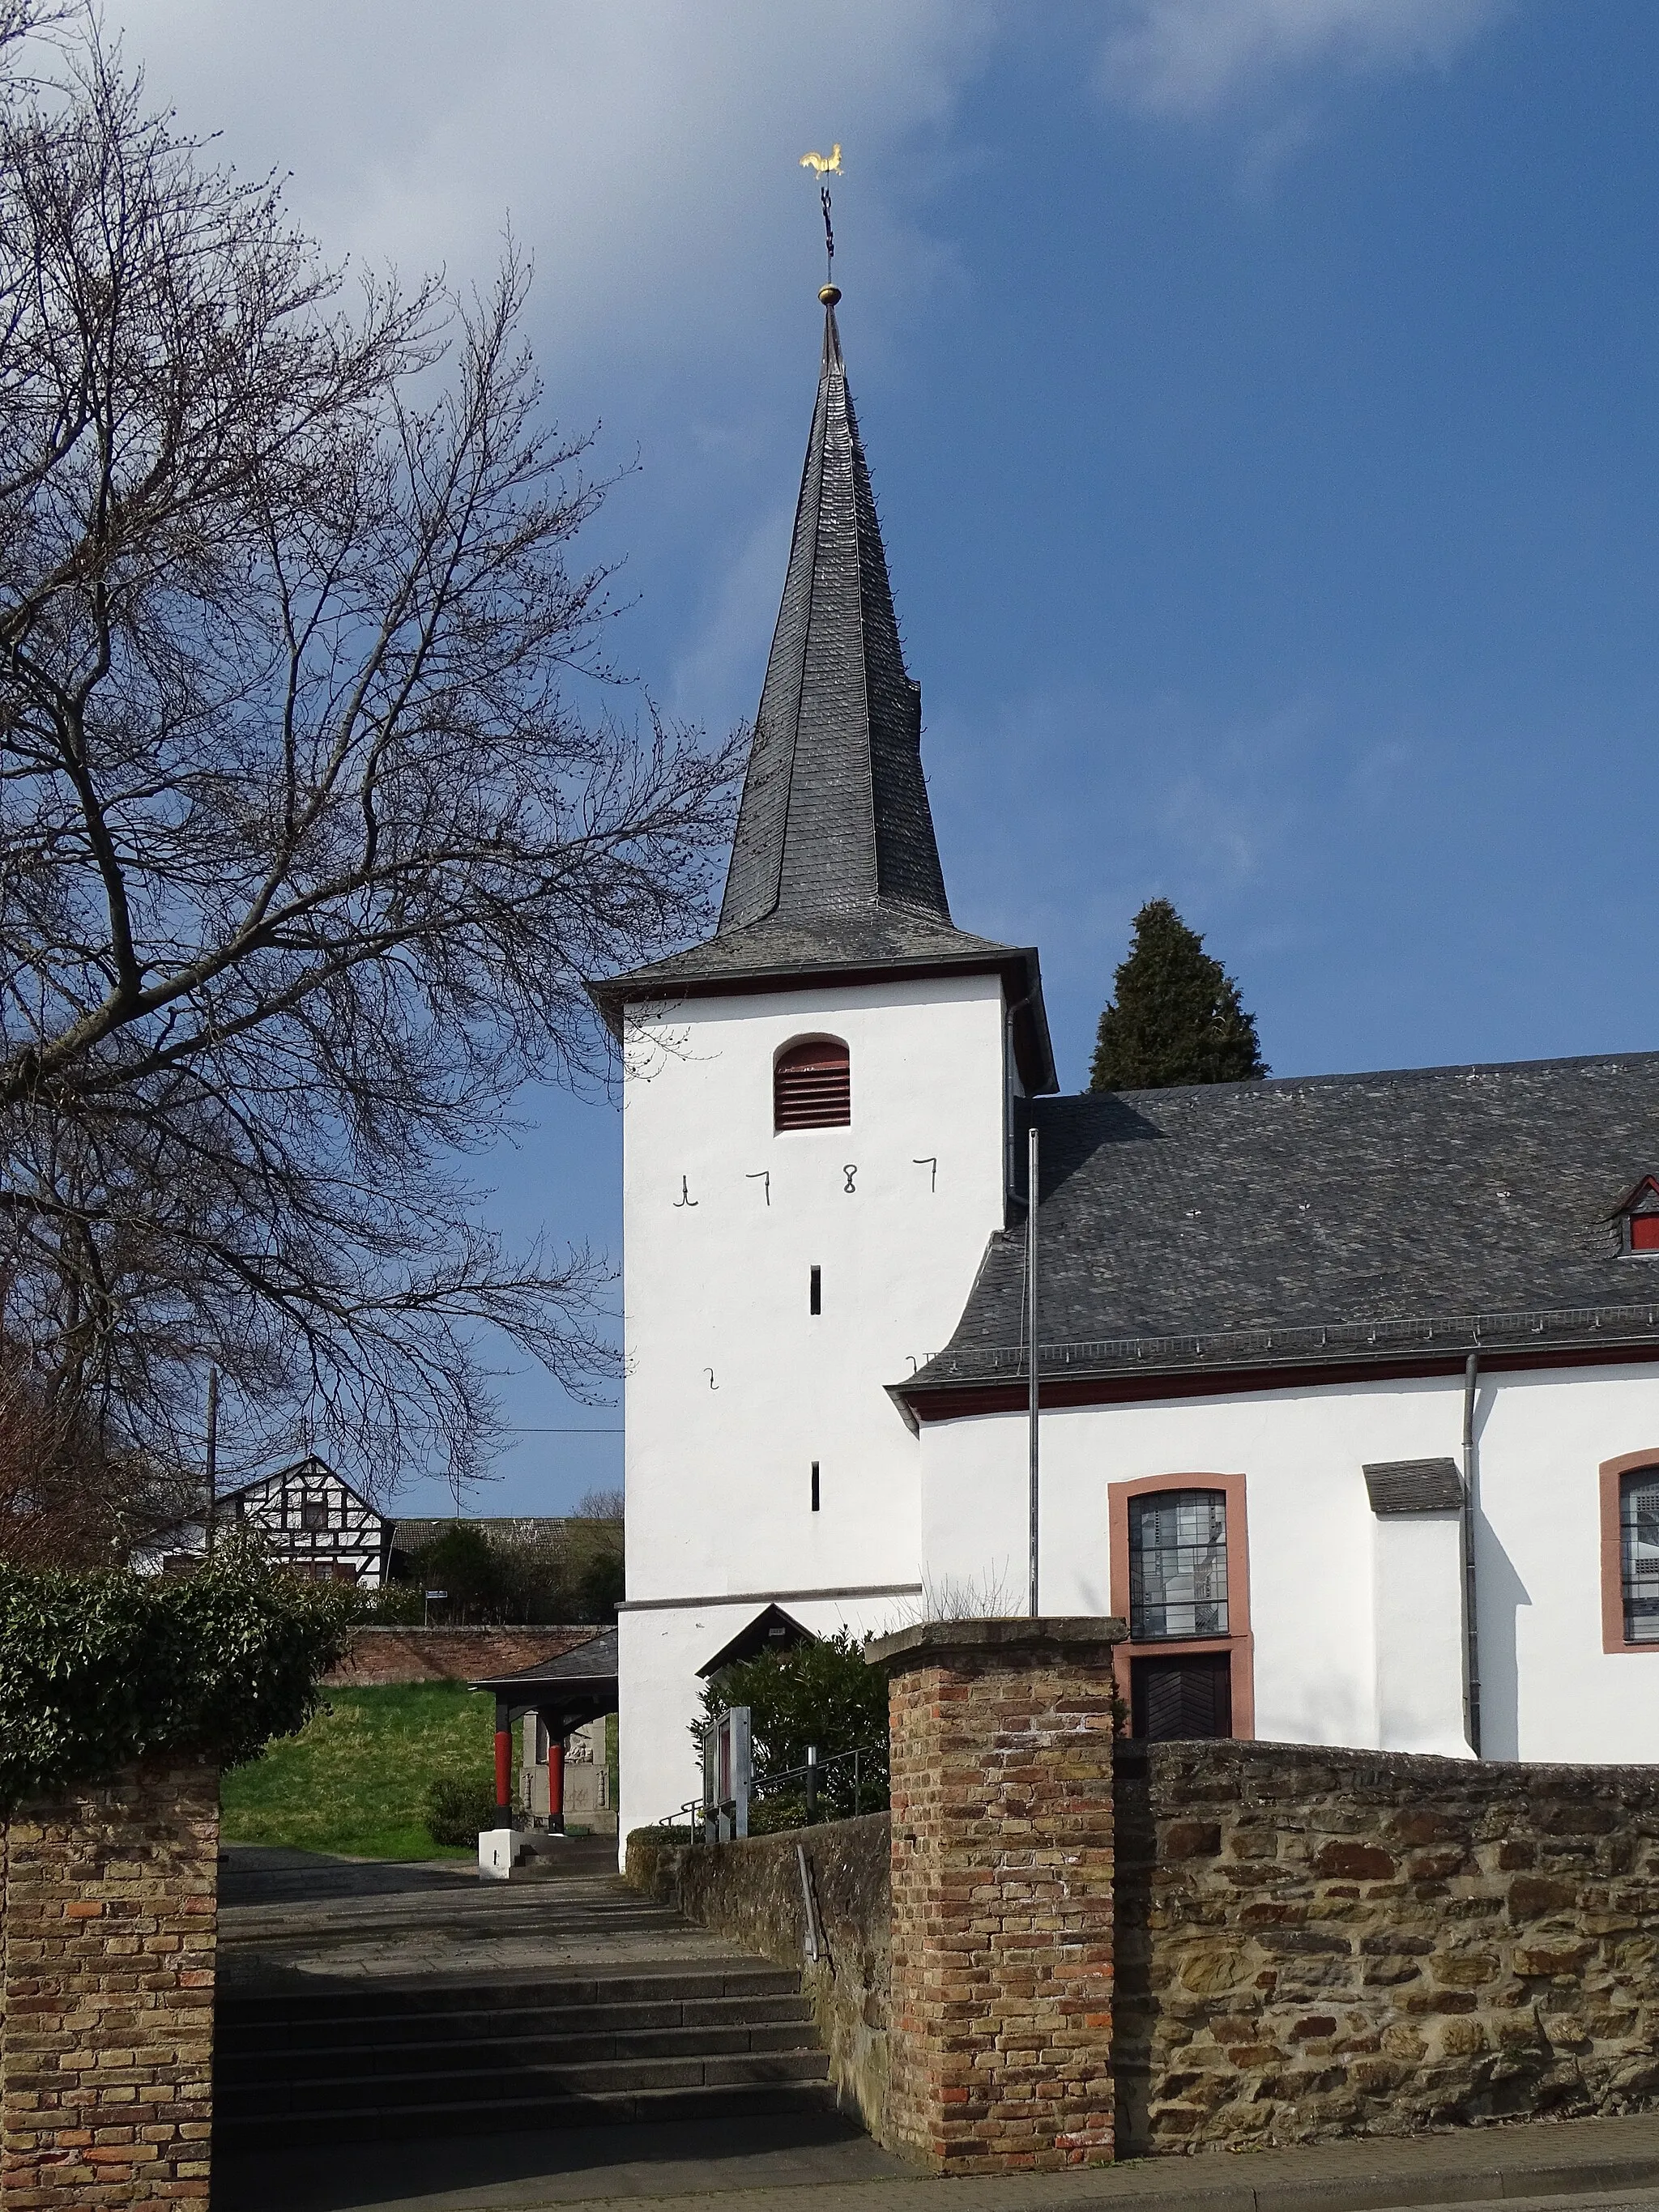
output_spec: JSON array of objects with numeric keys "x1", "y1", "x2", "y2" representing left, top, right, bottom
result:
[{"x1": 800, "y1": 145, "x2": 842, "y2": 293}]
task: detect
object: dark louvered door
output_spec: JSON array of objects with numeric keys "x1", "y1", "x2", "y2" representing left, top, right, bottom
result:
[{"x1": 1131, "y1": 1652, "x2": 1232, "y2": 1741}]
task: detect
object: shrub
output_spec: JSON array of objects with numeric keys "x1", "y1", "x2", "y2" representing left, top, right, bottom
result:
[
  {"x1": 0, "y1": 1534, "x2": 356, "y2": 1809},
  {"x1": 424, "y1": 1771, "x2": 500, "y2": 1845},
  {"x1": 697, "y1": 1630, "x2": 889, "y2": 1821}
]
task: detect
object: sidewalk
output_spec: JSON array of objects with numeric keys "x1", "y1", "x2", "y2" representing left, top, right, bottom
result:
[{"x1": 216, "y1": 2107, "x2": 1659, "y2": 2212}]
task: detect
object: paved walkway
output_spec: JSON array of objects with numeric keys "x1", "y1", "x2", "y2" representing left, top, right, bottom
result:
[
  {"x1": 213, "y1": 1847, "x2": 1659, "y2": 2212},
  {"x1": 217, "y1": 2110, "x2": 1659, "y2": 2212},
  {"x1": 218, "y1": 1840, "x2": 753, "y2": 1993}
]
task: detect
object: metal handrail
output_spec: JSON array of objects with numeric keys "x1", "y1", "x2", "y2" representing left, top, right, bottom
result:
[
  {"x1": 751, "y1": 1741, "x2": 886, "y2": 1824},
  {"x1": 672, "y1": 1740, "x2": 888, "y2": 1842}
]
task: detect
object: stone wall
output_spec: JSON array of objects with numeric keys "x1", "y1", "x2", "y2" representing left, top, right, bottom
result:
[
  {"x1": 325, "y1": 1624, "x2": 599, "y2": 1686},
  {"x1": 626, "y1": 1815, "x2": 891, "y2": 2135},
  {"x1": 0, "y1": 1759, "x2": 218, "y2": 2209},
  {"x1": 1115, "y1": 1739, "x2": 1659, "y2": 2156},
  {"x1": 629, "y1": 1723, "x2": 1659, "y2": 2171},
  {"x1": 872, "y1": 1619, "x2": 1121, "y2": 2176}
]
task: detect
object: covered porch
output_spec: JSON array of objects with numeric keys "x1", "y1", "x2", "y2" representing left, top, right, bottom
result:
[{"x1": 470, "y1": 1626, "x2": 618, "y2": 1839}]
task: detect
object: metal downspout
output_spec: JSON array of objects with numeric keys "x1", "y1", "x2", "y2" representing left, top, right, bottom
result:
[
  {"x1": 1462, "y1": 1351, "x2": 1482, "y2": 1758},
  {"x1": 1027, "y1": 1123, "x2": 1039, "y2": 1619},
  {"x1": 1004, "y1": 987, "x2": 1035, "y2": 1205}
]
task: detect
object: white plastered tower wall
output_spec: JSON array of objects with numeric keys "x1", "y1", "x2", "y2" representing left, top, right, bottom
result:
[
  {"x1": 616, "y1": 970, "x2": 1015, "y2": 1838},
  {"x1": 915, "y1": 1360, "x2": 1659, "y2": 1761}
]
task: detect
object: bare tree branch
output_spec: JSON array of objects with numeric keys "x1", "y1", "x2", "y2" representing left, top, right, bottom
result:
[{"x1": 0, "y1": 18, "x2": 741, "y2": 1500}]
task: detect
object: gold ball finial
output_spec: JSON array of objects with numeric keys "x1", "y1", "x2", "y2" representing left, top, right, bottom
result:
[{"x1": 819, "y1": 283, "x2": 841, "y2": 306}]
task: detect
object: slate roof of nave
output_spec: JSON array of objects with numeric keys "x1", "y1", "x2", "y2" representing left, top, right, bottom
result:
[{"x1": 909, "y1": 1050, "x2": 1659, "y2": 1397}]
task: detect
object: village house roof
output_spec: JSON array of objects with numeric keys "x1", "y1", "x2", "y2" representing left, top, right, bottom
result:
[
  {"x1": 470, "y1": 1626, "x2": 618, "y2": 1732},
  {"x1": 216, "y1": 1453, "x2": 380, "y2": 1517},
  {"x1": 901, "y1": 1050, "x2": 1659, "y2": 1417},
  {"x1": 589, "y1": 295, "x2": 1056, "y2": 1093}
]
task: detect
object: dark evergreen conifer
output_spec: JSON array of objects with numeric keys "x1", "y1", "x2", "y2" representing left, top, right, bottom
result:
[{"x1": 1090, "y1": 899, "x2": 1268, "y2": 1092}]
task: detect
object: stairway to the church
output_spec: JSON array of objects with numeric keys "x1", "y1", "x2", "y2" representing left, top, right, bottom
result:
[{"x1": 214, "y1": 1964, "x2": 835, "y2": 2147}]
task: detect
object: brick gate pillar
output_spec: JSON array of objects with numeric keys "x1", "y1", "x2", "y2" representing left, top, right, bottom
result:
[
  {"x1": 866, "y1": 1617, "x2": 1124, "y2": 2175},
  {"x1": 1, "y1": 1759, "x2": 219, "y2": 2208}
]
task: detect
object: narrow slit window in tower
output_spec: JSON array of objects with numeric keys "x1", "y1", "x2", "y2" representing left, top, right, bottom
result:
[
  {"x1": 809, "y1": 1264, "x2": 821, "y2": 1314},
  {"x1": 811, "y1": 1462, "x2": 821, "y2": 1513}
]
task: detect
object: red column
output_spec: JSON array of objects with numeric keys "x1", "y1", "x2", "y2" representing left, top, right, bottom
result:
[
  {"x1": 548, "y1": 1737, "x2": 565, "y2": 1833},
  {"x1": 494, "y1": 1724, "x2": 512, "y2": 1824}
]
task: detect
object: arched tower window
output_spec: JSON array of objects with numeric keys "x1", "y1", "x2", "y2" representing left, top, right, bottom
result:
[{"x1": 774, "y1": 1037, "x2": 851, "y2": 1132}]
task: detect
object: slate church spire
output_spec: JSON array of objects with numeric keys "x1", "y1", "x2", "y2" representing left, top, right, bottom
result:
[
  {"x1": 719, "y1": 288, "x2": 952, "y2": 933},
  {"x1": 588, "y1": 285, "x2": 1055, "y2": 1097}
]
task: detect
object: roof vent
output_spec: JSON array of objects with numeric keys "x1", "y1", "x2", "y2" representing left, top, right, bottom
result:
[
  {"x1": 1620, "y1": 1177, "x2": 1659, "y2": 1255},
  {"x1": 774, "y1": 1038, "x2": 851, "y2": 1132}
]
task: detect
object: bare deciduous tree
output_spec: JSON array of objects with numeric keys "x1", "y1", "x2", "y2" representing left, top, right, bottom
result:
[
  {"x1": 0, "y1": 18, "x2": 740, "y2": 1501},
  {"x1": 0, "y1": 1347, "x2": 194, "y2": 1564}
]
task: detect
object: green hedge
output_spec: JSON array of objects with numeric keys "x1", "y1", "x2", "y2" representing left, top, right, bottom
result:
[
  {"x1": 424, "y1": 1770, "x2": 500, "y2": 1847},
  {"x1": 0, "y1": 1538, "x2": 356, "y2": 1810}
]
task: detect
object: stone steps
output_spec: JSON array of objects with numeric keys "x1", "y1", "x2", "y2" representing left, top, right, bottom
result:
[{"x1": 213, "y1": 1967, "x2": 834, "y2": 2150}]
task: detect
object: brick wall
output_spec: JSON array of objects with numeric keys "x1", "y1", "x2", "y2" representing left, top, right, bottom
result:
[
  {"x1": 1116, "y1": 1739, "x2": 1659, "y2": 2155},
  {"x1": 0, "y1": 1760, "x2": 218, "y2": 2209},
  {"x1": 869, "y1": 1618, "x2": 1122, "y2": 2176},
  {"x1": 325, "y1": 1624, "x2": 599, "y2": 1685},
  {"x1": 627, "y1": 1814, "x2": 891, "y2": 2136}
]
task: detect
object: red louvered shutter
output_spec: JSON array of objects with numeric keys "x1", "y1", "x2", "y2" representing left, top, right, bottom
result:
[{"x1": 774, "y1": 1038, "x2": 851, "y2": 1131}]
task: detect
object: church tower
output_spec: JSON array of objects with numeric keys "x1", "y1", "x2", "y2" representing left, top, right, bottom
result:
[{"x1": 593, "y1": 288, "x2": 1055, "y2": 1839}]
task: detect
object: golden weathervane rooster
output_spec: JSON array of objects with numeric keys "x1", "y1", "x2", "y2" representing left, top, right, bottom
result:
[{"x1": 801, "y1": 146, "x2": 842, "y2": 296}]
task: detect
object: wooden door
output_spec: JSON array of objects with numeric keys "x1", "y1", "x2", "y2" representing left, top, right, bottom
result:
[{"x1": 1130, "y1": 1651, "x2": 1232, "y2": 1741}]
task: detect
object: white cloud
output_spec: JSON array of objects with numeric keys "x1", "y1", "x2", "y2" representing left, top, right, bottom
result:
[
  {"x1": 78, "y1": 1, "x2": 1003, "y2": 769},
  {"x1": 100, "y1": 0, "x2": 997, "y2": 385},
  {"x1": 1094, "y1": 0, "x2": 1509, "y2": 118}
]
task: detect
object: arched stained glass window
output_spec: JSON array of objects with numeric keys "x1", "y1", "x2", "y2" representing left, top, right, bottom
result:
[
  {"x1": 1128, "y1": 1489, "x2": 1229, "y2": 1642},
  {"x1": 1621, "y1": 1468, "x2": 1659, "y2": 1642},
  {"x1": 774, "y1": 1037, "x2": 851, "y2": 1132}
]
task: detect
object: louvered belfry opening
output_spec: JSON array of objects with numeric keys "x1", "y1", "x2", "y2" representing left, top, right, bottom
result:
[{"x1": 774, "y1": 1038, "x2": 851, "y2": 1132}]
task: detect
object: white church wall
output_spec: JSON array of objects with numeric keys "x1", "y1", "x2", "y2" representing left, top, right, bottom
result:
[
  {"x1": 1469, "y1": 1364, "x2": 1659, "y2": 1763},
  {"x1": 617, "y1": 970, "x2": 1013, "y2": 1845},
  {"x1": 1372, "y1": 1509, "x2": 1469, "y2": 1756},
  {"x1": 917, "y1": 1360, "x2": 1659, "y2": 1762},
  {"x1": 621, "y1": 973, "x2": 1007, "y2": 1609},
  {"x1": 919, "y1": 1383, "x2": 1392, "y2": 1747}
]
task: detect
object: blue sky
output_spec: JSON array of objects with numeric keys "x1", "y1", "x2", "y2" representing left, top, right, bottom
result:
[{"x1": 107, "y1": 0, "x2": 1659, "y2": 1510}]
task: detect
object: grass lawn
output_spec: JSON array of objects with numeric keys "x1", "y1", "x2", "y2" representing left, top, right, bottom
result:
[{"x1": 221, "y1": 1681, "x2": 510, "y2": 1861}]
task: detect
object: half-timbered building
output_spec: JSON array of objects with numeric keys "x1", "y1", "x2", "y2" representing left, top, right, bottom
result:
[{"x1": 134, "y1": 1454, "x2": 390, "y2": 1585}]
